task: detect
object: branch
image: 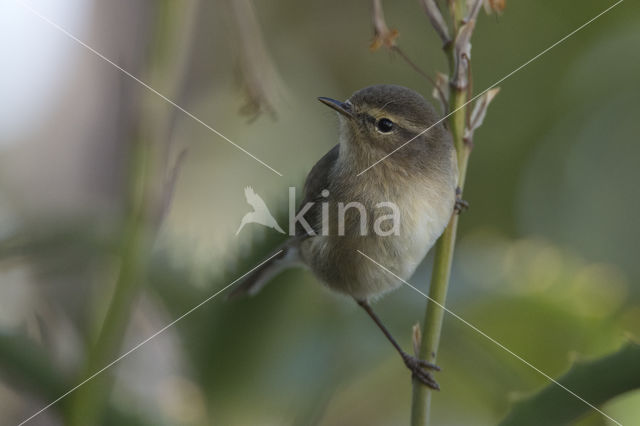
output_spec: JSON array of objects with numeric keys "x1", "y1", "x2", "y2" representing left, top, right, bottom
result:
[
  {"x1": 464, "y1": 87, "x2": 500, "y2": 144},
  {"x1": 451, "y1": 21, "x2": 474, "y2": 90},
  {"x1": 370, "y1": 0, "x2": 399, "y2": 50},
  {"x1": 419, "y1": 0, "x2": 451, "y2": 46},
  {"x1": 431, "y1": 72, "x2": 450, "y2": 113},
  {"x1": 370, "y1": 1, "x2": 446, "y2": 102},
  {"x1": 411, "y1": 1, "x2": 501, "y2": 425},
  {"x1": 464, "y1": 0, "x2": 483, "y2": 23},
  {"x1": 231, "y1": 0, "x2": 287, "y2": 121}
]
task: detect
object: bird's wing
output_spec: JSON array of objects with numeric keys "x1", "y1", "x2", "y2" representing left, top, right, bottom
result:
[
  {"x1": 245, "y1": 186, "x2": 269, "y2": 211},
  {"x1": 295, "y1": 144, "x2": 339, "y2": 238}
]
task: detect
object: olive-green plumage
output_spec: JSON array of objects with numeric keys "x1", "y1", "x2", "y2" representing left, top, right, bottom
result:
[{"x1": 230, "y1": 84, "x2": 457, "y2": 300}]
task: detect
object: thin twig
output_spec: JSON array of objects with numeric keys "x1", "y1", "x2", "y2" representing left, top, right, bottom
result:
[
  {"x1": 419, "y1": 0, "x2": 451, "y2": 46},
  {"x1": 391, "y1": 46, "x2": 448, "y2": 106}
]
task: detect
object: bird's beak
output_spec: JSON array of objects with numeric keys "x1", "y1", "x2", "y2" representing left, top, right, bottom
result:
[{"x1": 318, "y1": 97, "x2": 353, "y2": 119}]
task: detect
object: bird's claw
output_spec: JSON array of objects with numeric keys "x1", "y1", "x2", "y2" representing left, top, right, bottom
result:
[
  {"x1": 454, "y1": 187, "x2": 469, "y2": 215},
  {"x1": 403, "y1": 354, "x2": 441, "y2": 390},
  {"x1": 454, "y1": 198, "x2": 469, "y2": 214}
]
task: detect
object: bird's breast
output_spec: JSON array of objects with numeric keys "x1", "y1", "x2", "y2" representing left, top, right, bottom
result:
[{"x1": 299, "y1": 172, "x2": 455, "y2": 300}]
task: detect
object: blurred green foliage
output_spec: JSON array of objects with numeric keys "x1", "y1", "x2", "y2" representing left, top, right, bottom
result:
[{"x1": 499, "y1": 342, "x2": 640, "y2": 426}]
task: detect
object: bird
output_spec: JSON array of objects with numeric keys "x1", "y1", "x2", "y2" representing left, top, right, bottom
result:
[
  {"x1": 235, "y1": 186, "x2": 285, "y2": 235},
  {"x1": 229, "y1": 84, "x2": 460, "y2": 389}
]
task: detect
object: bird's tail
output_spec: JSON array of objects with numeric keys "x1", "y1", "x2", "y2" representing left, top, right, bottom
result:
[{"x1": 227, "y1": 243, "x2": 300, "y2": 299}]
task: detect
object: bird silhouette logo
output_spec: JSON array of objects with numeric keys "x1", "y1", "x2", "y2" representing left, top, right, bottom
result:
[{"x1": 236, "y1": 186, "x2": 285, "y2": 235}]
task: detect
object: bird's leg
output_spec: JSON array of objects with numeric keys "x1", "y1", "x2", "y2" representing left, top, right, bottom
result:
[
  {"x1": 356, "y1": 300, "x2": 441, "y2": 390},
  {"x1": 454, "y1": 187, "x2": 469, "y2": 214}
]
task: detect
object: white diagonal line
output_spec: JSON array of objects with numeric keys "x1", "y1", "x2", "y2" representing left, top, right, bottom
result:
[
  {"x1": 358, "y1": 0, "x2": 624, "y2": 176},
  {"x1": 356, "y1": 250, "x2": 623, "y2": 426},
  {"x1": 17, "y1": 250, "x2": 284, "y2": 426},
  {"x1": 17, "y1": 0, "x2": 283, "y2": 177}
]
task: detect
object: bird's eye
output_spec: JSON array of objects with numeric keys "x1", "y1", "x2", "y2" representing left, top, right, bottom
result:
[{"x1": 376, "y1": 118, "x2": 394, "y2": 133}]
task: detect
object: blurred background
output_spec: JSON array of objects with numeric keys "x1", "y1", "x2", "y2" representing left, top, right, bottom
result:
[{"x1": 1, "y1": 0, "x2": 639, "y2": 425}]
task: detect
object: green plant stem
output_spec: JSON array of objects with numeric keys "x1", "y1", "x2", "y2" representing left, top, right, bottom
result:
[
  {"x1": 66, "y1": 137, "x2": 151, "y2": 426},
  {"x1": 411, "y1": 2, "x2": 470, "y2": 423},
  {"x1": 64, "y1": 3, "x2": 178, "y2": 423},
  {"x1": 411, "y1": 87, "x2": 469, "y2": 426}
]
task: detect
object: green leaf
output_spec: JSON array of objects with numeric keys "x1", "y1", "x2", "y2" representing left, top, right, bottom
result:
[{"x1": 499, "y1": 342, "x2": 640, "y2": 426}]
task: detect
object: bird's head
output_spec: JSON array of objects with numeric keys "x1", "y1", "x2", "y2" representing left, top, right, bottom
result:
[{"x1": 318, "y1": 84, "x2": 451, "y2": 159}]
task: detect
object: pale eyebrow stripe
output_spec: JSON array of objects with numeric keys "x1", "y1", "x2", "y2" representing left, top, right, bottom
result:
[
  {"x1": 368, "y1": 100, "x2": 429, "y2": 133},
  {"x1": 367, "y1": 99, "x2": 398, "y2": 118}
]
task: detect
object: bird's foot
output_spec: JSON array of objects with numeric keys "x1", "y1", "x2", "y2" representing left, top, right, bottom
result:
[
  {"x1": 402, "y1": 353, "x2": 441, "y2": 390},
  {"x1": 454, "y1": 197, "x2": 469, "y2": 214},
  {"x1": 454, "y1": 187, "x2": 469, "y2": 215}
]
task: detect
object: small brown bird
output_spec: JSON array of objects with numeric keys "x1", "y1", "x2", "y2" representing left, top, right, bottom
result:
[{"x1": 230, "y1": 84, "x2": 459, "y2": 389}]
